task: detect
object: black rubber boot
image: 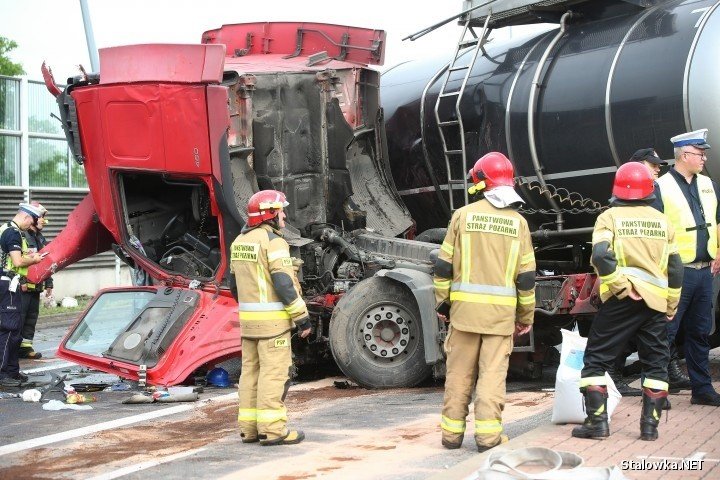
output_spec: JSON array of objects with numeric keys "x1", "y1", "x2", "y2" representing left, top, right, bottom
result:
[
  {"x1": 668, "y1": 346, "x2": 691, "y2": 391},
  {"x1": 640, "y1": 387, "x2": 668, "y2": 441},
  {"x1": 572, "y1": 386, "x2": 609, "y2": 439}
]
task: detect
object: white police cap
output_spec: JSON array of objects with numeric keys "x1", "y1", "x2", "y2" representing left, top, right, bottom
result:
[
  {"x1": 18, "y1": 202, "x2": 43, "y2": 219},
  {"x1": 670, "y1": 128, "x2": 711, "y2": 149}
]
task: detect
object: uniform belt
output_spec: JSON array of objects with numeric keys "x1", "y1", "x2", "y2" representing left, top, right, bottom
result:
[
  {"x1": 686, "y1": 223, "x2": 711, "y2": 232},
  {"x1": 684, "y1": 261, "x2": 711, "y2": 269}
]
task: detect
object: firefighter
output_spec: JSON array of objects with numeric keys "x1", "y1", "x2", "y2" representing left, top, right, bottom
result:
[
  {"x1": 230, "y1": 190, "x2": 312, "y2": 446},
  {"x1": 434, "y1": 152, "x2": 535, "y2": 452},
  {"x1": 651, "y1": 128, "x2": 720, "y2": 406},
  {"x1": 0, "y1": 204, "x2": 43, "y2": 388},
  {"x1": 19, "y1": 201, "x2": 53, "y2": 360},
  {"x1": 572, "y1": 162, "x2": 682, "y2": 441}
]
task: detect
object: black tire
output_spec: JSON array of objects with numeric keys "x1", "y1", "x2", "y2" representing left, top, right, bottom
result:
[
  {"x1": 329, "y1": 276, "x2": 432, "y2": 388},
  {"x1": 415, "y1": 228, "x2": 447, "y2": 245}
]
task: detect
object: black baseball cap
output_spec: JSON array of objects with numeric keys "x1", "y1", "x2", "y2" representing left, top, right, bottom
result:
[{"x1": 628, "y1": 148, "x2": 667, "y2": 166}]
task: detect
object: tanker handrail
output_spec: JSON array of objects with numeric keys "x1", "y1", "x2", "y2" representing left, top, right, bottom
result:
[
  {"x1": 527, "y1": 11, "x2": 573, "y2": 231},
  {"x1": 403, "y1": 0, "x2": 498, "y2": 42}
]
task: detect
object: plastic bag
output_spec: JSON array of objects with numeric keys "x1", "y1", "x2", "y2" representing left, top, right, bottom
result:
[{"x1": 551, "y1": 329, "x2": 621, "y2": 424}]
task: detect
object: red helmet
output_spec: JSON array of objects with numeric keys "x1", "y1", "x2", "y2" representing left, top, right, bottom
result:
[
  {"x1": 247, "y1": 190, "x2": 289, "y2": 227},
  {"x1": 612, "y1": 163, "x2": 654, "y2": 200},
  {"x1": 468, "y1": 152, "x2": 515, "y2": 193}
]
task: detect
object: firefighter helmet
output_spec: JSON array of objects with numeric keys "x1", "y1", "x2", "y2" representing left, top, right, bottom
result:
[
  {"x1": 468, "y1": 152, "x2": 515, "y2": 194},
  {"x1": 612, "y1": 162, "x2": 654, "y2": 200},
  {"x1": 206, "y1": 367, "x2": 230, "y2": 387},
  {"x1": 246, "y1": 190, "x2": 289, "y2": 227}
]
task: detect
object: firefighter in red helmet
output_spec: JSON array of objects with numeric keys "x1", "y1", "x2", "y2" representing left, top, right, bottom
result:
[
  {"x1": 434, "y1": 152, "x2": 536, "y2": 452},
  {"x1": 572, "y1": 162, "x2": 683, "y2": 441},
  {"x1": 230, "y1": 190, "x2": 311, "y2": 446}
]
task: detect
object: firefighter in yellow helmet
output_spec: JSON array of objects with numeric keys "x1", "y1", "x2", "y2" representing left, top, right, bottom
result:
[
  {"x1": 230, "y1": 190, "x2": 311, "y2": 446},
  {"x1": 434, "y1": 152, "x2": 535, "y2": 452},
  {"x1": 573, "y1": 162, "x2": 682, "y2": 441}
]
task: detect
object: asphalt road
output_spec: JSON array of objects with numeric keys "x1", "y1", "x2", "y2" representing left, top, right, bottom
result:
[{"x1": 0, "y1": 317, "x2": 556, "y2": 480}]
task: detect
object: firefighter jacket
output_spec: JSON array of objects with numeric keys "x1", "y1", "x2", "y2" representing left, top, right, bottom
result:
[
  {"x1": 433, "y1": 198, "x2": 536, "y2": 335},
  {"x1": 656, "y1": 172, "x2": 718, "y2": 263},
  {"x1": 591, "y1": 205, "x2": 683, "y2": 317},
  {"x1": 0, "y1": 222, "x2": 28, "y2": 277},
  {"x1": 230, "y1": 224, "x2": 310, "y2": 339}
]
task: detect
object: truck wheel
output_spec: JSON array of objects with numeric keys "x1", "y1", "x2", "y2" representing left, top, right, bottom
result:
[
  {"x1": 329, "y1": 276, "x2": 432, "y2": 388},
  {"x1": 415, "y1": 228, "x2": 447, "y2": 244}
]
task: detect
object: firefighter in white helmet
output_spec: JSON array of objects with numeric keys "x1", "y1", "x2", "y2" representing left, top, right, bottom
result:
[
  {"x1": 230, "y1": 190, "x2": 311, "y2": 446},
  {"x1": 434, "y1": 152, "x2": 535, "y2": 452}
]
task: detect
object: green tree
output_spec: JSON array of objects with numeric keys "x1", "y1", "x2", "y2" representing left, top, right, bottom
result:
[{"x1": 0, "y1": 37, "x2": 25, "y2": 76}]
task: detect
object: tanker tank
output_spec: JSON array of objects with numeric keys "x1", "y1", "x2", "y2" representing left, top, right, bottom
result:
[{"x1": 381, "y1": 0, "x2": 720, "y2": 238}]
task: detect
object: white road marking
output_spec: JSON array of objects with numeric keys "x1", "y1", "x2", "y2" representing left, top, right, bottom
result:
[
  {"x1": 23, "y1": 361, "x2": 76, "y2": 373},
  {"x1": 0, "y1": 393, "x2": 237, "y2": 457},
  {"x1": 83, "y1": 447, "x2": 207, "y2": 480}
]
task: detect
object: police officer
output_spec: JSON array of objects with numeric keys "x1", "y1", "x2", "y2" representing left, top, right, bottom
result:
[
  {"x1": 0, "y1": 203, "x2": 44, "y2": 387},
  {"x1": 19, "y1": 201, "x2": 53, "y2": 360},
  {"x1": 573, "y1": 162, "x2": 682, "y2": 441},
  {"x1": 434, "y1": 152, "x2": 535, "y2": 452},
  {"x1": 651, "y1": 128, "x2": 720, "y2": 406},
  {"x1": 231, "y1": 190, "x2": 312, "y2": 446}
]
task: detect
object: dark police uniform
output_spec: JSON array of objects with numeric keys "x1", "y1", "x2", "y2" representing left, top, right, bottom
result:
[
  {"x1": 651, "y1": 168, "x2": 720, "y2": 396},
  {"x1": 20, "y1": 228, "x2": 53, "y2": 357},
  {"x1": 0, "y1": 222, "x2": 26, "y2": 384}
]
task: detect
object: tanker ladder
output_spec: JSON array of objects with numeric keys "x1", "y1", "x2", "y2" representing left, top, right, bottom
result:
[{"x1": 434, "y1": 11, "x2": 491, "y2": 212}]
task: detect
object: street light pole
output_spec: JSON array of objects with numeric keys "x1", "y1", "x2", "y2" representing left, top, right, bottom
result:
[{"x1": 79, "y1": 0, "x2": 99, "y2": 72}]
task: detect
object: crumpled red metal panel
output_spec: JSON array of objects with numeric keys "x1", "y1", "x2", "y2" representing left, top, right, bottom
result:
[
  {"x1": 99, "y1": 44, "x2": 226, "y2": 84},
  {"x1": 26, "y1": 194, "x2": 115, "y2": 284},
  {"x1": 202, "y1": 22, "x2": 385, "y2": 66}
]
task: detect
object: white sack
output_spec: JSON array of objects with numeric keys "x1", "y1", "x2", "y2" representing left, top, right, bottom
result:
[{"x1": 551, "y1": 329, "x2": 622, "y2": 424}]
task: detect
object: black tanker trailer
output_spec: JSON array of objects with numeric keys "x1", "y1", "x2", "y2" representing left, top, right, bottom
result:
[{"x1": 382, "y1": 0, "x2": 720, "y2": 259}]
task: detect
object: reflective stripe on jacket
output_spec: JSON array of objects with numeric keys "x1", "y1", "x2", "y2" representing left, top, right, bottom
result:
[
  {"x1": 592, "y1": 205, "x2": 682, "y2": 315},
  {"x1": 657, "y1": 173, "x2": 717, "y2": 263},
  {"x1": 231, "y1": 224, "x2": 308, "y2": 338},
  {"x1": 0, "y1": 222, "x2": 28, "y2": 277},
  {"x1": 433, "y1": 198, "x2": 535, "y2": 335}
]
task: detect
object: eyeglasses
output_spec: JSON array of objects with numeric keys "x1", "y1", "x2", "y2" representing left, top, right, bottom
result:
[{"x1": 684, "y1": 151, "x2": 707, "y2": 160}]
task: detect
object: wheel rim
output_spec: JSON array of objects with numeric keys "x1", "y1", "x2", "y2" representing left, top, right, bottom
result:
[{"x1": 358, "y1": 303, "x2": 417, "y2": 363}]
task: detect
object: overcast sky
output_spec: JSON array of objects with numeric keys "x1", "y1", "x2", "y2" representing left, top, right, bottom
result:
[{"x1": 1, "y1": 0, "x2": 473, "y2": 81}]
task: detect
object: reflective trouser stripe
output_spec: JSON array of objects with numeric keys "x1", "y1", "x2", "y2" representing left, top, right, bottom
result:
[
  {"x1": 579, "y1": 376, "x2": 607, "y2": 387},
  {"x1": 505, "y1": 240, "x2": 520, "y2": 287},
  {"x1": 441, "y1": 415, "x2": 466, "y2": 434},
  {"x1": 20, "y1": 340, "x2": 32, "y2": 347},
  {"x1": 450, "y1": 291, "x2": 517, "y2": 307},
  {"x1": 441, "y1": 241, "x2": 454, "y2": 256},
  {"x1": 257, "y1": 408, "x2": 287, "y2": 423},
  {"x1": 475, "y1": 419, "x2": 503, "y2": 434},
  {"x1": 642, "y1": 378, "x2": 669, "y2": 391},
  {"x1": 518, "y1": 293, "x2": 535, "y2": 306},
  {"x1": 238, "y1": 408, "x2": 257, "y2": 422},
  {"x1": 239, "y1": 310, "x2": 291, "y2": 320},
  {"x1": 285, "y1": 298, "x2": 305, "y2": 316}
]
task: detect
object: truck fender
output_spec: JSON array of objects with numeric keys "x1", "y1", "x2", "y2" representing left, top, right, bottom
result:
[{"x1": 375, "y1": 268, "x2": 444, "y2": 365}]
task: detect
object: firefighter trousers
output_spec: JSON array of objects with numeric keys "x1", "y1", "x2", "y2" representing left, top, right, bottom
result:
[
  {"x1": 441, "y1": 326, "x2": 513, "y2": 448},
  {"x1": 237, "y1": 331, "x2": 292, "y2": 441},
  {"x1": 0, "y1": 279, "x2": 22, "y2": 379},
  {"x1": 582, "y1": 297, "x2": 669, "y2": 386}
]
